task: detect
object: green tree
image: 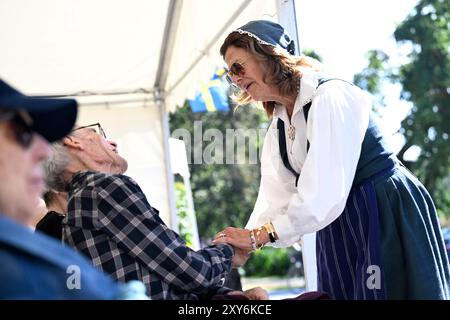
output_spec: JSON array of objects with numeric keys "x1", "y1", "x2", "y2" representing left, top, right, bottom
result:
[
  {"x1": 170, "y1": 101, "x2": 267, "y2": 240},
  {"x1": 353, "y1": 0, "x2": 450, "y2": 218},
  {"x1": 394, "y1": 0, "x2": 450, "y2": 217},
  {"x1": 242, "y1": 247, "x2": 290, "y2": 277},
  {"x1": 353, "y1": 49, "x2": 391, "y2": 110},
  {"x1": 301, "y1": 48, "x2": 323, "y2": 62},
  {"x1": 174, "y1": 180, "x2": 193, "y2": 246}
]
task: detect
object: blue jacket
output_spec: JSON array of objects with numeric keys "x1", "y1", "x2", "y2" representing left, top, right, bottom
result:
[{"x1": 0, "y1": 215, "x2": 121, "y2": 299}]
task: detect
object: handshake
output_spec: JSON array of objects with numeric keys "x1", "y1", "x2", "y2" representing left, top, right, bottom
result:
[
  {"x1": 211, "y1": 225, "x2": 280, "y2": 300},
  {"x1": 212, "y1": 226, "x2": 273, "y2": 268},
  {"x1": 212, "y1": 227, "x2": 270, "y2": 300}
]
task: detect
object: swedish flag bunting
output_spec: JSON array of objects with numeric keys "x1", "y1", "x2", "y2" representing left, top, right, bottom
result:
[{"x1": 189, "y1": 68, "x2": 229, "y2": 112}]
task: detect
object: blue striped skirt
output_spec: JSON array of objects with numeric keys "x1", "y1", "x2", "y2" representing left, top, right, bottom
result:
[
  {"x1": 316, "y1": 164, "x2": 450, "y2": 299},
  {"x1": 317, "y1": 166, "x2": 390, "y2": 299}
]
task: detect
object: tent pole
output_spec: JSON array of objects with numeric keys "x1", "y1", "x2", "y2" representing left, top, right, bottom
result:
[
  {"x1": 277, "y1": 0, "x2": 318, "y2": 292},
  {"x1": 154, "y1": 0, "x2": 183, "y2": 90},
  {"x1": 153, "y1": 0, "x2": 184, "y2": 230},
  {"x1": 156, "y1": 89, "x2": 179, "y2": 232}
]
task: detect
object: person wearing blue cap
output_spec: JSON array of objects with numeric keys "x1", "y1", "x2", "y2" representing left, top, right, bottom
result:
[
  {"x1": 0, "y1": 79, "x2": 147, "y2": 299},
  {"x1": 214, "y1": 20, "x2": 450, "y2": 300}
]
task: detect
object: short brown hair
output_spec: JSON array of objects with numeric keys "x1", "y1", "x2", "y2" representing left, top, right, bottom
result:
[
  {"x1": 220, "y1": 32, "x2": 322, "y2": 117},
  {"x1": 43, "y1": 190, "x2": 57, "y2": 207}
]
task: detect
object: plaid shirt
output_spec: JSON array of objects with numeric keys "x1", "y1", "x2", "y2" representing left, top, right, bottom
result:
[{"x1": 62, "y1": 171, "x2": 234, "y2": 300}]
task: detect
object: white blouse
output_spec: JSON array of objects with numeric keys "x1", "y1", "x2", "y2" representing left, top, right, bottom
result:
[{"x1": 245, "y1": 68, "x2": 372, "y2": 248}]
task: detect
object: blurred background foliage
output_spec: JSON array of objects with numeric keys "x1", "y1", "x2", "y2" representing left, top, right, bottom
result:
[
  {"x1": 354, "y1": 0, "x2": 450, "y2": 219},
  {"x1": 174, "y1": 181, "x2": 193, "y2": 248},
  {"x1": 242, "y1": 247, "x2": 291, "y2": 277},
  {"x1": 170, "y1": 101, "x2": 266, "y2": 241}
]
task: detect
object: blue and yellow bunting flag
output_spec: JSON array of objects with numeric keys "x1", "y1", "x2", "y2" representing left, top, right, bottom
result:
[{"x1": 189, "y1": 68, "x2": 229, "y2": 112}]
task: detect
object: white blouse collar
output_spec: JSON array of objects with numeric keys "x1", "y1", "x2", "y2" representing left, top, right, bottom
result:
[{"x1": 273, "y1": 68, "x2": 319, "y2": 120}]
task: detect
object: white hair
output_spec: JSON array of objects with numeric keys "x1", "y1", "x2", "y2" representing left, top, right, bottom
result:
[{"x1": 43, "y1": 142, "x2": 72, "y2": 192}]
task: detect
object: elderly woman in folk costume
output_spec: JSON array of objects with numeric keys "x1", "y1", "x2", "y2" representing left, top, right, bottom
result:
[{"x1": 213, "y1": 20, "x2": 450, "y2": 300}]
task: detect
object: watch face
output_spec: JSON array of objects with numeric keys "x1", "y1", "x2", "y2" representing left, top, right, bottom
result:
[{"x1": 268, "y1": 233, "x2": 276, "y2": 243}]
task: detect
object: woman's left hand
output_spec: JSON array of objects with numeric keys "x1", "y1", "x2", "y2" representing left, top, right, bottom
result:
[{"x1": 213, "y1": 227, "x2": 253, "y2": 251}]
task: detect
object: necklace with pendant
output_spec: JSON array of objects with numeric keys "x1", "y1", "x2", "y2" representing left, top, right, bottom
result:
[
  {"x1": 286, "y1": 77, "x2": 301, "y2": 141},
  {"x1": 287, "y1": 124, "x2": 295, "y2": 141}
]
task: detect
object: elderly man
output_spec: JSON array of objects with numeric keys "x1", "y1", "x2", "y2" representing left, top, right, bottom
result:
[
  {"x1": 44, "y1": 122, "x2": 266, "y2": 300},
  {"x1": 0, "y1": 79, "x2": 147, "y2": 299}
]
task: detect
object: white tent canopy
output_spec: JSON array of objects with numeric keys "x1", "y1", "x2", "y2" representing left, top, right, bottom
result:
[{"x1": 0, "y1": 0, "x2": 280, "y2": 108}]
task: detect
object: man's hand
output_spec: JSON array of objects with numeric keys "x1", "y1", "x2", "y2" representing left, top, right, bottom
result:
[
  {"x1": 213, "y1": 227, "x2": 254, "y2": 251},
  {"x1": 225, "y1": 287, "x2": 268, "y2": 300},
  {"x1": 243, "y1": 287, "x2": 269, "y2": 300},
  {"x1": 231, "y1": 247, "x2": 250, "y2": 268}
]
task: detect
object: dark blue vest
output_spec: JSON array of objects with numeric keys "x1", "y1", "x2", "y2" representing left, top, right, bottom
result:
[{"x1": 353, "y1": 115, "x2": 397, "y2": 186}]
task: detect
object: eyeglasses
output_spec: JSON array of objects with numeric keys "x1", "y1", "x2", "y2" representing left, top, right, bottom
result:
[
  {"x1": 0, "y1": 110, "x2": 34, "y2": 148},
  {"x1": 71, "y1": 123, "x2": 107, "y2": 139},
  {"x1": 225, "y1": 58, "x2": 250, "y2": 84}
]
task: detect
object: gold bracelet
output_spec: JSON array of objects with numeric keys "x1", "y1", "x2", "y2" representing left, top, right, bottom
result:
[
  {"x1": 263, "y1": 222, "x2": 279, "y2": 243},
  {"x1": 269, "y1": 222, "x2": 279, "y2": 241},
  {"x1": 255, "y1": 227, "x2": 264, "y2": 249},
  {"x1": 262, "y1": 223, "x2": 271, "y2": 236},
  {"x1": 249, "y1": 229, "x2": 257, "y2": 251}
]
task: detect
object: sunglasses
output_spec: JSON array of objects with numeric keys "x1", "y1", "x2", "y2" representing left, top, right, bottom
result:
[
  {"x1": 225, "y1": 58, "x2": 250, "y2": 85},
  {"x1": 0, "y1": 110, "x2": 34, "y2": 148},
  {"x1": 71, "y1": 123, "x2": 107, "y2": 139}
]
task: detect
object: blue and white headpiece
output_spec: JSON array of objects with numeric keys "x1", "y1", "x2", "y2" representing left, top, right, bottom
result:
[{"x1": 234, "y1": 20, "x2": 296, "y2": 55}]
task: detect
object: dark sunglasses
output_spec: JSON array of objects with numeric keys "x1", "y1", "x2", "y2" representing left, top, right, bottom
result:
[
  {"x1": 71, "y1": 123, "x2": 107, "y2": 139},
  {"x1": 225, "y1": 58, "x2": 250, "y2": 84},
  {"x1": 0, "y1": 110, "x2": 34, "y2": 148}
]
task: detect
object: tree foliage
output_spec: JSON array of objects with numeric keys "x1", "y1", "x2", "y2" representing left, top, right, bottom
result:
[
  {"x1": 353, "y1": 49, "x2": 391, "y2": 110},
  {"x1": 354, "y1": 0, "x2": 450, "y2": 217},
  {"x1": 174, "y1": 181, "x2": 193, "y2": 247},
  {"x1": 394, "y1": 0, "x2": 450, "y2": 217},
  {"x1": 169, "y1": 101, "x2": 267, "y2": 240},
  {"x1": 301, "y1": 48, "x2": 323, "y2": 63}
]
